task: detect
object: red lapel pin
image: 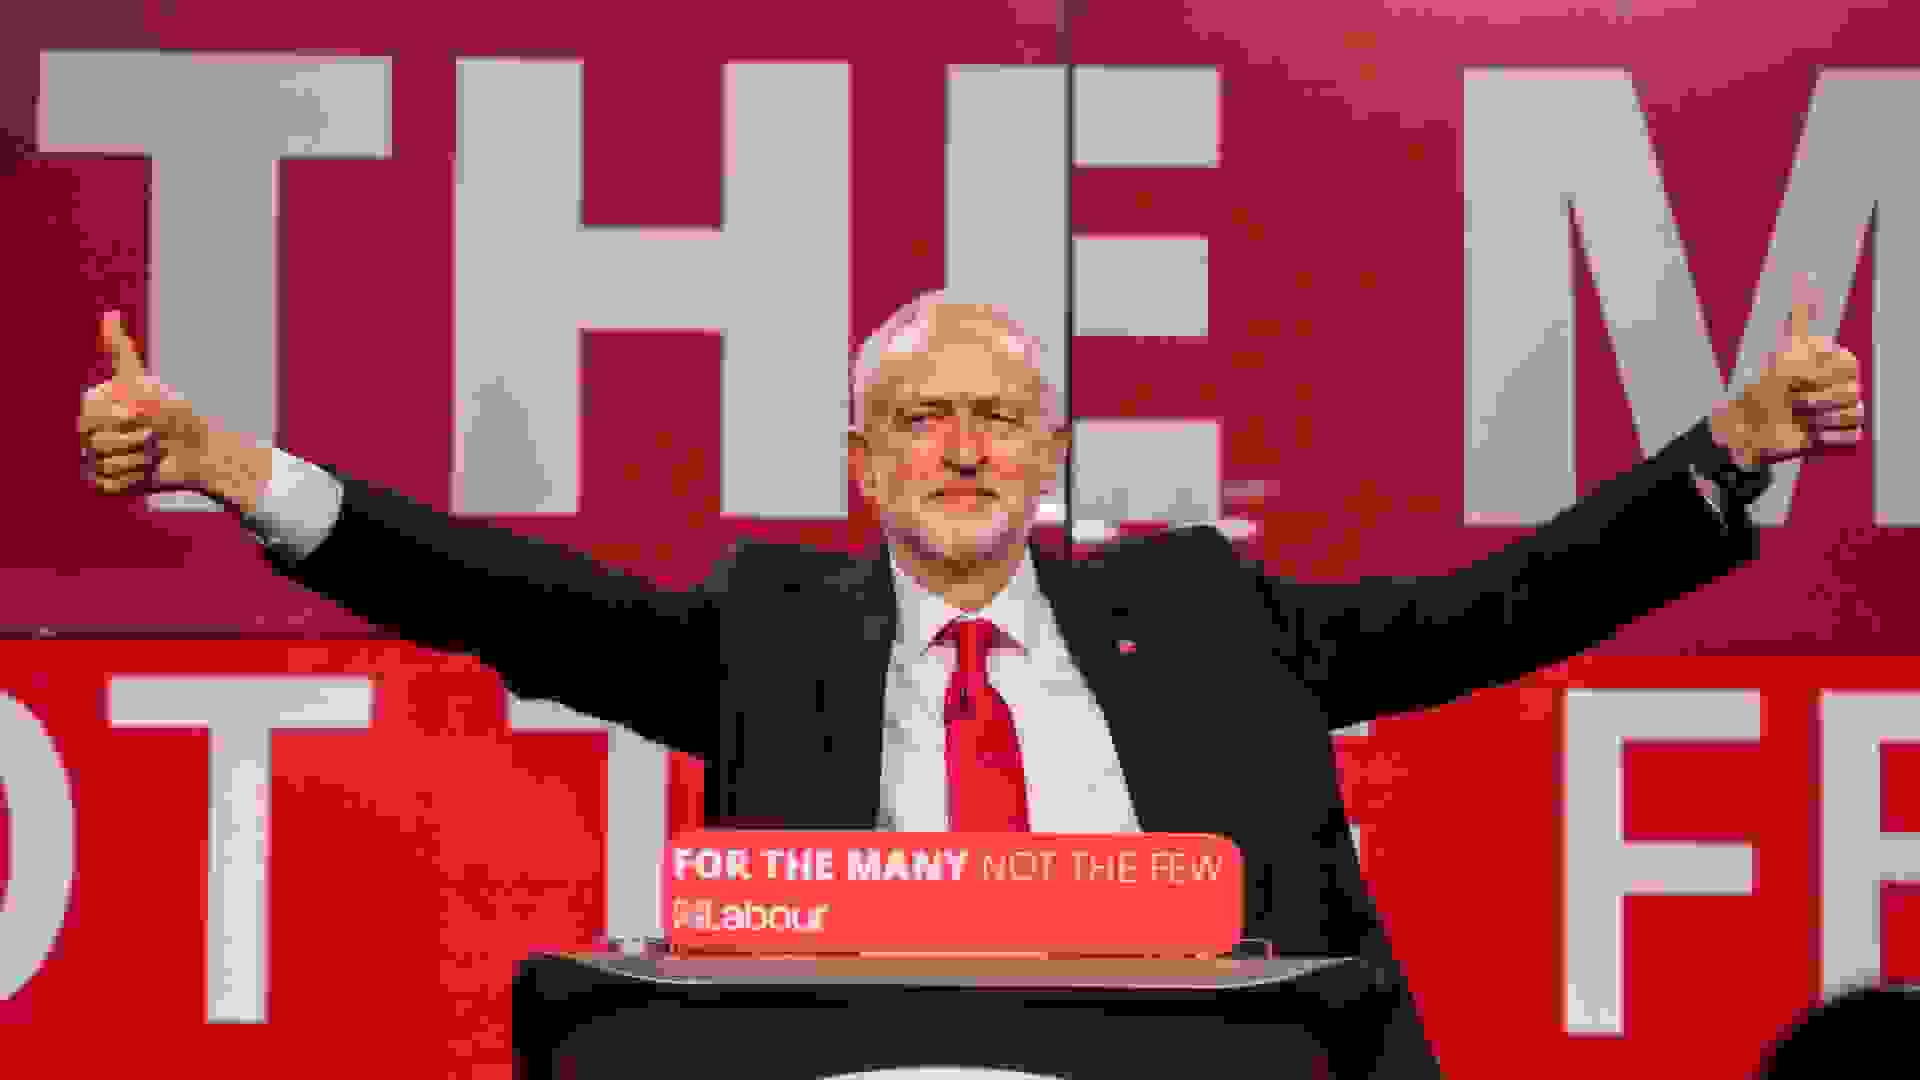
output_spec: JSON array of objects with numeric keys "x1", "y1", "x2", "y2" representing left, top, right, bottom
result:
[{"x1": 1117, "y1": 639, "x2": 1137, "y2": 655}]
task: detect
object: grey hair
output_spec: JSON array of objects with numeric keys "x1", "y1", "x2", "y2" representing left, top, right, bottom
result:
[{"x1": 849, "y1": 290, "x2": 1065, "y2": 433}]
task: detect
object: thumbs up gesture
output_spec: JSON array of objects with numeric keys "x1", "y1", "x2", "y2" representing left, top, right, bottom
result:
[
  {"x1": 1710, "y1": 273, "x2": 1867, "y2": 466},
  {"x1": 77, "y1": 311, "x2": 222, "y2": 496}
]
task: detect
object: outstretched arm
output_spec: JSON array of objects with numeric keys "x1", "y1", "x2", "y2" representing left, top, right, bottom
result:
[
  {"x1": 1258, "y1": 418, "x2": 1757, "y2": 729},
  {"x1": 242, "y1": 455, "x2": 732, "y2": 757},
  {"x1": 1256, "y1": 276, "x2": 1862, "y2": 730}
]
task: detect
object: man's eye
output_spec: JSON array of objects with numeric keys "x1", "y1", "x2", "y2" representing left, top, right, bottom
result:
[{"x1": 899, "y1": 411, "x2": 1019, "y2": 427}]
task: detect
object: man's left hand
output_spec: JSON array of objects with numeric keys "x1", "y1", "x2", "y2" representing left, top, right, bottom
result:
[{"x1": 1710, "y1": 272, "x2": 1866, "y2": 467}]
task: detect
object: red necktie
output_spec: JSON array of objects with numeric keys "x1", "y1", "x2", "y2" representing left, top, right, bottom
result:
[{"x1": 937, "y1": 617, "x2": 1031, "y2": 831}]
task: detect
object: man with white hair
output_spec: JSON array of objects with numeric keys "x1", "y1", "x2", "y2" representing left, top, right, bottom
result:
[{"x1": 78, "y1": 284, "x2": 1866, "y2": 1077}]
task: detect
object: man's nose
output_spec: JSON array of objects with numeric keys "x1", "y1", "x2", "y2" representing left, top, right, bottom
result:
[{"x1": 939, "y1": 422, "x2": 992, "y2": 466}]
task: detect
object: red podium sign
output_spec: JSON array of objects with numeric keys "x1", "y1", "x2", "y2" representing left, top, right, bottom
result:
[{"x1": 663, "y1": 832, "x2": 1245, "y2": 955}]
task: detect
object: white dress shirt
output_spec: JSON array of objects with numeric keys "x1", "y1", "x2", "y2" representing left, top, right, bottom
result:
[
  {"x1": 879, "y1": 549, "x2": 1140, "y2": 833},
  {"x1": 241, "y1": 449, "x2": 1144, "y2": 833}
]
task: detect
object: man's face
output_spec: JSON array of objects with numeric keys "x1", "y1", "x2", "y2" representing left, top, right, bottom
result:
[{"x1": 850, "y1": 339, "x2": 1068, "y2": 568}]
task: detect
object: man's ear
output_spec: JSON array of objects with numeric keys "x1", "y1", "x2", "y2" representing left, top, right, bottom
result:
[
  {"x1": 847, "y1": 430, "x2": 875, "y2": 498},
  {"x1": 1040, "y1": 426, "x2": 1072, "y2": 494}
]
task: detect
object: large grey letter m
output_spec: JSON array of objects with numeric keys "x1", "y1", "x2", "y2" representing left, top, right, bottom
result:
[{"x1": 1466, "y1": 69, "x2": 1915, "y2": 526}]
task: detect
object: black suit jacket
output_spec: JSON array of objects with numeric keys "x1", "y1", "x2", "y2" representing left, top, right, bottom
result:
[{"x1": 259, "y1": 418, "x2": 1756, "y2": 969}]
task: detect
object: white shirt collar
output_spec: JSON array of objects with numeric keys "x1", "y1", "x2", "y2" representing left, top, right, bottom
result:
[{"x1": 888, "y1": 546, "x2": 1046, "y2": 657}]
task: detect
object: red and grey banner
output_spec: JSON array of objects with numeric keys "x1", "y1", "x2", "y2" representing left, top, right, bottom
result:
[{"x1": 9, "y1": 0, "x2": 1920, "y2": 1075}]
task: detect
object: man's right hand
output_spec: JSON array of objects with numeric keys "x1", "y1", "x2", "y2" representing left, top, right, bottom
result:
[{"x1": 78, "y1": 310, "x2": 266, "y2": 512}]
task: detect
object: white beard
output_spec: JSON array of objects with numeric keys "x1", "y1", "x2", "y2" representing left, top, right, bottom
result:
[{"x1": 882, "y1": 494, "x2": 1033, "y2": 567}]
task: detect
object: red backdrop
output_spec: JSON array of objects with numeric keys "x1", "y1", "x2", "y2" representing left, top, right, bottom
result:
[{"x1": 5, "y1": 0, "x2": 1919, "y2": 1076}]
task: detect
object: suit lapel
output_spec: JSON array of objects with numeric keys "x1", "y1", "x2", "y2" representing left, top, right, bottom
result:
[
  {"x1": 1030, "y1": 545, "x2": 1126, "y2": 707},
  {"x1": 812, "y1": 548, "x2": 898, "y2": 827},
  {"x1": 1029, "y1": 545, "x2": 1177, "y2": 830}
]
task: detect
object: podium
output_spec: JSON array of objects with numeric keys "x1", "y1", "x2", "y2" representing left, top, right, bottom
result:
[{"x1": 512, "y1": 943, "x2": 1386, "y2": 1079}]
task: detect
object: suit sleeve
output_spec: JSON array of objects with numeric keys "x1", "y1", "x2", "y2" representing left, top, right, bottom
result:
[
  {"x1": 255, "y1": 463, "x2": 731, "y2": 758},
  {"x1": 1254, "y1": 418, "x2": 1760, "y2": 730}
]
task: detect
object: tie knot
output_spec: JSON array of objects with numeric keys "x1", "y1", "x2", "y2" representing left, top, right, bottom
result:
[{"x1": 936, "y1": 617, "x2": 1004, "y2": 657}]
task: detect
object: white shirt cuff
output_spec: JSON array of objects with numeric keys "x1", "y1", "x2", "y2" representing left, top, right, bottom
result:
[
  {"x1": 1690, "y1": 464, "x2": 1728, "y2": 528},
  {"x1": 240, "y1": 448, "x2": 345, "y2": 563}
]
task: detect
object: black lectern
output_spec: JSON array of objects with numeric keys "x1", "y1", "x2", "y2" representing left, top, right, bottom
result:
[{"x1": 512, "y1": 944, "x2": 1379, "y2": 1079}]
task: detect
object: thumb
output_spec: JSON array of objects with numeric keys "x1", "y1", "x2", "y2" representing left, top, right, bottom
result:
[
  {"x1": 1779, "y1": 270, "x2": 1823, "y2": 356},
  {"x1": 100, "y1": 310, "x2": 145, "y2": 385}
]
